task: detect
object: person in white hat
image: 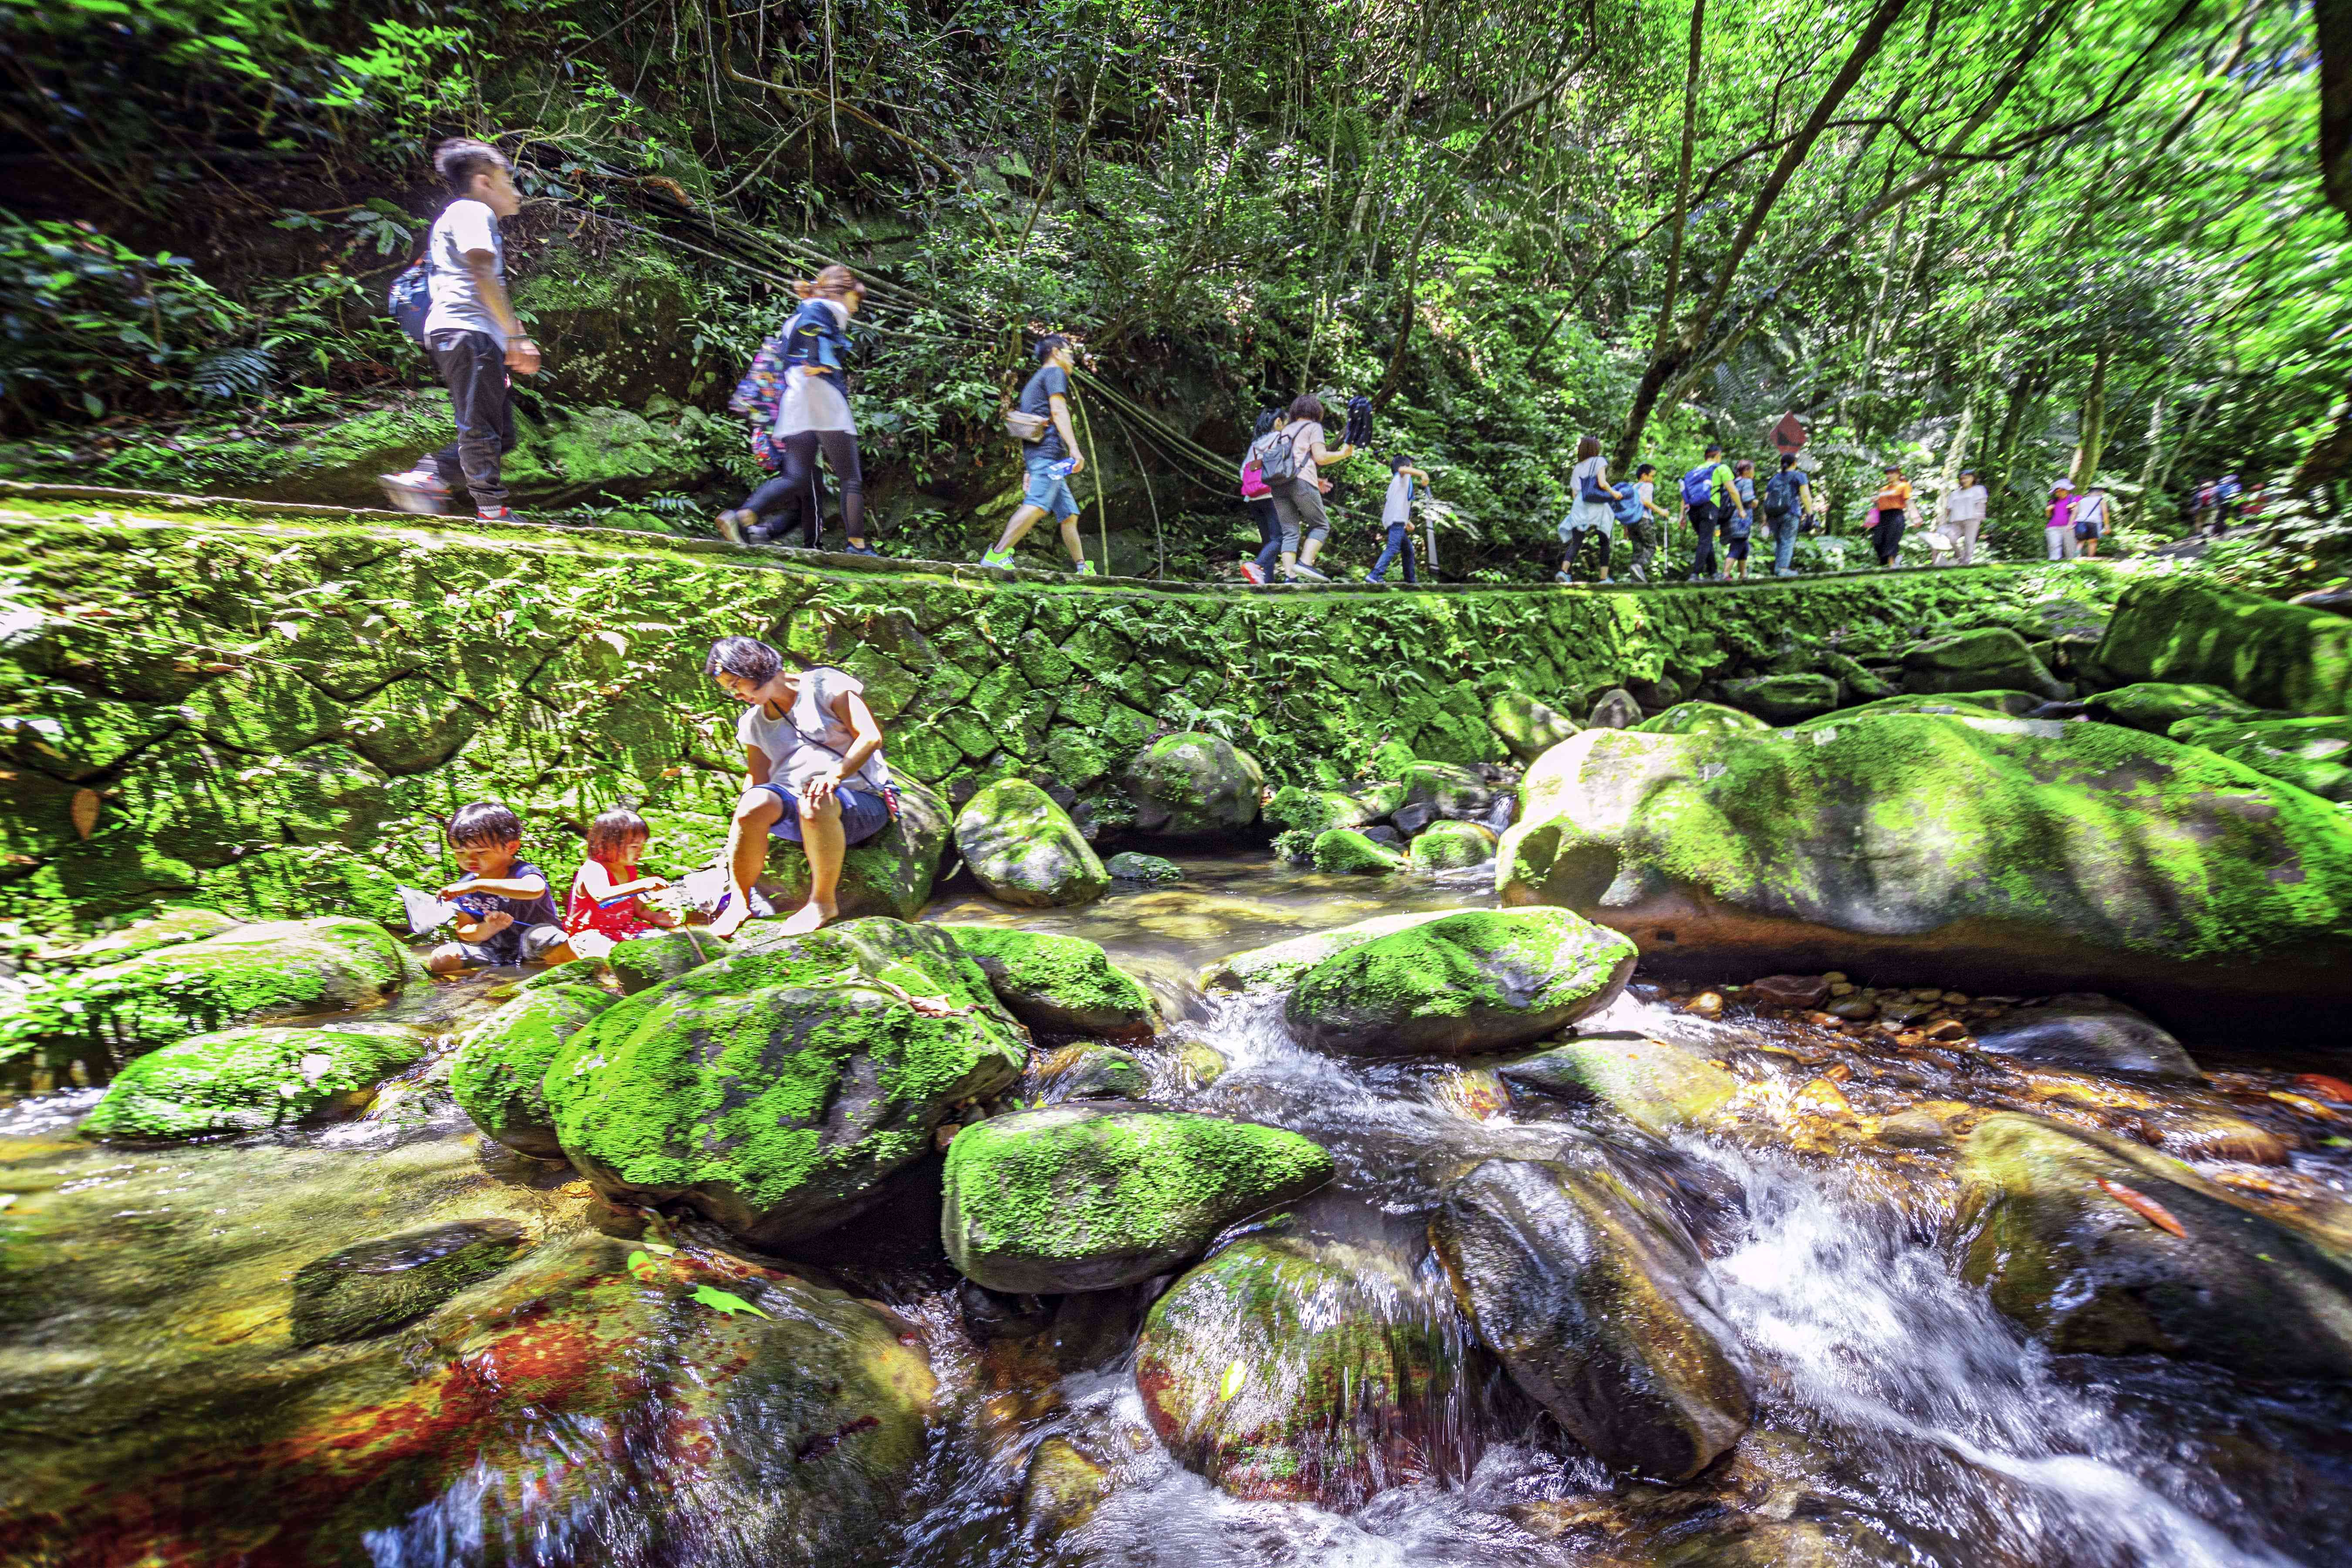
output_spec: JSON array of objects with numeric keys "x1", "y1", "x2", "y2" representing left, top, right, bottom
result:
[{"x1": 2045, "y1": 480, "x2": 2079, "y2": 561}]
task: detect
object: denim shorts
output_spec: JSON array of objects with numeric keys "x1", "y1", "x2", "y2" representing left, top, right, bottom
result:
[
  {"x1": 760, "y1": 781, "x2": 892, "y2": 846},
  {"x1": 1021, "y1": 449, "x2": 1081, "y2": 519}
]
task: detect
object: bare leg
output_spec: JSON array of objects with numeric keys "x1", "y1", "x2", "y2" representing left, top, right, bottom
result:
[
  {"x1": 1297, "y1": 535, "x2": 1325, "y2": 568},
  {"x1": 1056, "y1": 513, "x2": 1085, "y2": 567},
  {"x1": 781, "y1": 793, "x2": 845, "y2": 935},
  {"x1": 994, "y1": 504, "x2": 1048, "y2": 554},
  {"x1": 710, "y1": 787, "x2": 783, "y2": 937}
]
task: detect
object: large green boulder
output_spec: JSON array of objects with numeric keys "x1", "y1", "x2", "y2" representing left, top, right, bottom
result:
[
  {"x1": 601, "y1": 927, "x2": 732, "y2": 992},
  {"x1": 1264, "y1": 784, "x2": 1397, "y2": 836},
  {"x1": 941, "y1": 925, "x2": 1158, "y2": 1038},
  {"x1": 1496, "y1": 714, "x2": 2352, "y2": 1028},
  {"x1": 1284, "y1": 907, "x2": 1636, "y2": 1057},
  {"x1": 79, "y1": 1025, "x2": 425, "y2": 1139},
  {"x1": 0, "y1": 916, "x2": 408, "y2": 1077},
  {"x1": 1124, "y1": 732, "x2": 1264, "y2": 836},
  {"x1": 1198, "y1": 911, "x2": 1458, "y2": 994},
  {"x1": 766, "y1": 775, "x2": 951, "y2": 920},
  {"x1": 952, "y1": 778, "x2": 1108, "y2": 908},
  {"x1": 1488, "y1": 692, "x2": 1579, "y2": 763},
  {"x1": 1311, "y1": 828, "x2": 1405, "y2": 874},
  {"x1": 1392, "y1": 762, "x2": 1501, "y2": 835},
  {"x1": 2092, "y1": 577, "x2": 2352, "y2": 713},
  {"x1": 45, "y1": 906, "x2": 241, "y2": 970},
  {"x1": 545, "y1": 918, "x2": 1027, "y2": 1247},
  {"x1": 1407, "y1": 819, "x2": 1497, "y2": 871},
  {"x1": 1434, "y1": 1159, "x2": 1752, "y2": 1480},
  {"x1": 2169, "y1": 713, "x2": 2352, "y2": 803},
  {"x1": 1901, "y1": 628, "x2": 2068, "y2": 700},
  {"x1": 1633, "y1": 702, "x2": 1769, "y2": 738},
  {"x1": 940, "y1": 1106, "x2": 1334, "y2": 1293},
  {"x1": 1134, "y1": 1234, "x2": 1465, "y2": 1507},
  {"x1": 2082, "y1": 681, "x2": 2262, "y2": 734},
  {"x1": 1836, "y1": 691, "x2": 2039, "y2": 719},
  {"x1": 1718, "y1": 672, "x2": 1839, "y2": 724},
  {"x1": 1103, "y1": 851, "x2": 1183, "y2": 883},
  {"x1": 1957, "y1": 1115, "x2": 2352, "y2": 1381},
  {"x1": 449, "y1": 983, "x2": 618, "y2": 1158}
]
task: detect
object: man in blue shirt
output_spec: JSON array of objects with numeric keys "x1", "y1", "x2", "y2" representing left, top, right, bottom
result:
[
  {"x1": 1762, "y1": 453, "x2": 1813, "y2": 577},
  {"x1": 980, "y1": 336, "x2": 1094, "y2": 576}
]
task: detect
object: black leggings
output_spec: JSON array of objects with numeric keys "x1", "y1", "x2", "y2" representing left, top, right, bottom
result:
[{"x1": 743, "y1": 429, "x2": 864, "y2": 545}]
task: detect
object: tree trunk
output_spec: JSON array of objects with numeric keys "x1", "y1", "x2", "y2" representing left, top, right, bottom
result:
[
  {"x1": 1941, "y1": 383, "x2": 1979, "y2": 490},
  {"x1": 2322, "y1": 0, "x2": 2352, "y2": 225},
  {"x1": 1990, "y1": 369, "x2": 2043, "y2": 504},
  {"x1": 2150, "y1": 383, "x2": 2217, "y2": 501},
  {"x1": 2068, "y1": 339, "x2": 2113, "y2": 488},
  {"x1": 2290, "y1": 379, "x2": 2352, "y2": 493},
  {"x1": 2136, "y1": 384, "x2": 2170, "y2": 490}
]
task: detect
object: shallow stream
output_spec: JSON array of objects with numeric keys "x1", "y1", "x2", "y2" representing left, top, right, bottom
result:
[{"x1": 5, "y1": 857, "x2": 2351, "y2": 1566}]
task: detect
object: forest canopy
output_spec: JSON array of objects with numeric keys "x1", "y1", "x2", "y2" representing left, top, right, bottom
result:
[{"x1": 0, "y1": 0, "x2": 2344, "y2": 578}]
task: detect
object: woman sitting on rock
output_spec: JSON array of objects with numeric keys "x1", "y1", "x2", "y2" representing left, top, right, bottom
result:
[{"x1": 704, "y1": 635, "x2": 896, "y2": 938}]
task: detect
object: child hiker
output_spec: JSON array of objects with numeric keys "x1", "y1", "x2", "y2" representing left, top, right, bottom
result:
[
  {"x1": 550, "y1": 806, "x2": 679, "y2": 964},
  {"x1": 1369, "y1": 454, "x2": 1428, "y2": 585},
  {"x1": 426, "y1": 801, "x2": 566, "y2": 973}
]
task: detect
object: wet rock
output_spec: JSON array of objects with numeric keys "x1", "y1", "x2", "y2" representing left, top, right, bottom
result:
[
  {"x1": 1312, "y1": 827, "x2": 1406, "y2": 874},
  {"x1": 1901, "y1": 628, "x2": 2068, "y2": 700},
  {"x1": 940, "y1": 1105, "x2": 1333, "y2": 1293},
  {"x1": 450, "y1": 982, "x2": 618, "y2": 1157},
  {"x1": 1957, "y1": 1114, "x2": 2352, "y2": 1380},
  {"x1": 1024, "y1": 1041, "x2": 1150, "y2": 1103},
  {"x1": 959, "y1": 1277, "x2": 1057, "y2": 1342},
  {"x1": 1489, "y1": 692, "x2": 1580, "y2": 763},
  {"x1": 546, "y1": 918, "x2": 1027, "y2": 1247},
  {"x1": 1720, "y1": 672, "x2": 1840, "y2": 724},
  {"x1": 1498, "y1": 1033, "x2": 1740, "y2": 1137},
  {"x1": 1656, "y1": 1515, "x2": 1904, "y2": 1566},
  {"x1": 1286, "y1": 908, "x2": 1637, "y2": 1058},
  {"x1": 1974, "y1": 994, "x2": 2200, "y2": 1081},
  {"x1": 2142, "y1": 1108, "x2": 2291, "y2": 1165},
  {"x1": 1495, "y1": 713, "x2": 2352, "y2": 1030},
  {"x1": 2289, "y1": 586, "x2": 2352, "y2": 617},
  {"x1": 1176, "y1": 1040, "x2": 1228, "y2": 1087},
  {"x1": 942, "y1": 925, "x2": 1157, "y2": 1039},
  {"x1": 1134, "y1": 1233, "x2": 1470, "y2": 1508},
  {"x1": 1434, "y1": 1159, "x2": 1752, "y2": 1480},
  {"x1": 2094, "y1": 577, "x2": 2352, "y2": 713},
  {"x1": 1744, "y1": 973, "x2": 1830, "y2": 1010},
  {"x1": 1123, "y1": 732, "x2": 1264, "y2": 836},
  {"x1": 1875, "y1": 1106, "x2": 1966, "y2": 1147},
  {"x1": 0, "y1": 916, "x2": 408, "y2": 1075},
  {"x1": 288, "y1": 1218, "x2": 527, "y2": 1346},
  {"x1": 1021, "y1": 1437, "x2": 1114, "y2": 1540},
  {"x1": 2082, "y1": 681, "x2": 2262, "y2": 734},
  {"x1": 1587, "y1": 688, "x2": 1644, "y2": 730},
  {"x1": 765, "y1": 773, "x2": 952, "y2": 920},
  {"x1": 79, "y1": 1025, "x2": 426, "y2": 1140},
  {"x1": 1103, "y1": 851, "x2": 1183, "y2": 883},
  {"x1": 1265, "y1": 784, "x2": 1384, "y2": 836},
  {"x1": 1408, "y1": 819, "x2": 1497, "y2": 871},
  {"x1": 582, "y1": 1190, "x2": 647, "y2": 1238},
  {"x1": 954, "y1": 777, "x2": 1110, "y2": 907},
  {"x1": 2169, "y1": 713, "x2": 2352, "y2": 803},
  {"x1": 1395, "y1": 761, "x2": 1504, "y2": 834},
  {"x1": 1198, "y1": 910, "x2": 1456, "y2": 994},
  {"x1": 602, "y1": 927, "x2": 729, "y2": 992},
  {"x1": 1634, "y1": 701, "x2": 1771, "y2": 737},
  {"x1": 1360, "y1": 824, "x2": 1405, "y2": 848},
  {"x1": 1827, "y1": 997, "x2": 1879, "y2": 1021}
]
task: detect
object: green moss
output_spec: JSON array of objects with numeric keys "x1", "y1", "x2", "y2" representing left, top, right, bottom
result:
[
  {"x1": 1265, "y1": 786, "x2": 1378, "y2": 835},
  {"x1": 941, "y1": 923, "x2": 1157, "y2": 1037},
  {"x1": 2169, "y1": 713, "x2": 2352, "y2": 802},
  {"x1": 1103, "y1": 851, "x2": 1183, "y2": 883},
  {"x1": 80, "y1": 1024, "x2": 423, "y2": 1139},
  {"x1": 2094, "y1": 578, "x2": 2352, "y2": 714},
  {"x1": 1407, "y1": 819, "x2": 1496, "y2": 870},
  {"x1": 940, "y1": 1106, "x2": 1334, "y2": 1292},
  {"x1": 2087, "y1": 682, "x2": 2263, "y2": 733},
  {"x1": 1199, "y1": 910, "x2": 1458, "y2": 993},
  {"x1": 449, "y1": 982, "x2": 617, "y2": 1155},
  {"x1": 1310, "y1": 828, "x2": 1404, "y2": 875},
  {"x1": 1634, "y1": 702, "x2": 1768, "y2": 737},
  {"x1": 952, "y1": 778, "x2": 1108, "y2": 908}
]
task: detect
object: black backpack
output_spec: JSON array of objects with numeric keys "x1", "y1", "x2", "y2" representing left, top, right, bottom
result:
[
  {"x1": 388, "y1": 256, "x2": 433, "y2": 344},
  {"x1": 1764, "y1": 470, "x2": 1795, "y2": 519}
]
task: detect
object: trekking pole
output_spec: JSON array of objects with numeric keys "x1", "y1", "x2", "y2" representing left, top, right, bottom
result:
[{"x1": 1075, "y1": 389, "x2": 1108, "y2": 574}]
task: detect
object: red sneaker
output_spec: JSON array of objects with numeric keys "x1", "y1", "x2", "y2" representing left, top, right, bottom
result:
[{"x1": 1239, "y1": 562, "x2": 1266, "y2": 585}]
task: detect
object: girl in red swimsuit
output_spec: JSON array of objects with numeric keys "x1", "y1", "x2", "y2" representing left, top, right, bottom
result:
[{"x1": 551, "y1": 807, "x2": 678, "y2": 963}]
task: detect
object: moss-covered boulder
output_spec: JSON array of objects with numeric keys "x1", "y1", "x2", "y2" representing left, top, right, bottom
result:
[
  {"x1": 765, "y1": 775, "x2": 951, "y2": 921},
  {"x1": 1434, "y1": 1158, "x2": 1752, "y2": 1480},
  {"x1": 449, "y1": 983, "x2": 618, "y2": 1157},
  {"x1": 1265, "y1": 784, "x2": 1387, "y2": 836},
  {"x1": 1818, "y1": 649, "x2": 1900, "y2": 704},
  {"x1": 1, "y1": 916, "x2": 408, "y2": 1077},
  {"x1": 940, "y1": 1106, "x2": 1334, "y2": 1293},
  {"x1": 953, "y1": 778, "x2": 1109, "y2": 908},
  {"x1": 1835, "y1": 691, "x2": 2038, "y2": 719},
  {"x1": 1135, "y1": 1234, "x2": 1467, "y2": 1507},
  {"x1": 78, "y1": 1025, "x2": 425, "y2": 1139},
  {"x1": 2092, "y1": 577, "x2": 2352, "y2": 714},
  {"x1": 1407, "y1": 819, "x2": 1498, "y2": 871},
  {"x1": 1718, "y1": 672, "x2": 1839, "y2": 724},
  {"x1": 2082, "y1": 681, "x2": 2263, "y2": 734},
  {"x1": 545, "y1": 918, "x2": 1027, "y2": 1247},
  {"x1": 1633, "y1": 702, "x2": 1769, "y2": 738},
  {"x1": 601, "y1": 927, "x2": 730, "y2": 993},
  {"x1": 1497, "y1": 1033, "x2": 1741, "y2": 1137},
  {"x1": 1103, "y1": 851, "x2": 1183, "y2": 883},
  {"x1": 1489, "y1": 693, "x2": 1579, "y2": 763},
  {"x1": 1392, "y1": 762, "x2": 1502, "y2": 835},
  {"x1": 495, "y1": 403, "x2": 722, "y2": 507},
  {"x1": 1901, "y1": 628, "x2": 2068, "y2": 700},
  {"x1": 289, "y1": 1219, "x2": 528, "y2": 1346},
  {"x1": 2169, "y1": 713, "x2": 2352, "y2": 803},
  {"x1": 1957, "y1": 1115, "x2": 2352, "y2": 1381},
  {"x1": 1497, "y1": 714, "x2": 2352, "y2": 1027},
  {"x1": 1586, "y1": 687, "x2": 1643, "y2": 730},
  {"x1": 942, "y1": 925, "x2": 1158, "y2": 1039},
  {"x1": 1124, "y1": 732, "x2": 1264, "y2": 836},
  {"x1": 1286, "y1": 908, "x2": 1636, "y2": 1058},
  {"x1": 1312, "y1": 828, "x2": 1405, "y2": 874},
  {"x1": 46, "y1": 906, "x2": 241, "y2": 969},
  {"x1": 1199, "y1": 911, "x2": 1458, "y2": 994}
]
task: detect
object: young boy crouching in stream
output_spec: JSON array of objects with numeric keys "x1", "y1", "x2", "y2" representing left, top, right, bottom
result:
[{"x1": 425, "y1": 801, "x2": 567, "y2": 973}]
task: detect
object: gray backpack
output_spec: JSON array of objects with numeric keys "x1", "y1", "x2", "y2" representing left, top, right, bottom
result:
[{"x1": 1259, "y1": 425, "x2": 1301, "y2": 485}]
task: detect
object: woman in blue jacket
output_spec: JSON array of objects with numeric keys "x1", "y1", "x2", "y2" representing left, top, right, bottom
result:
[{"x1": 718, "y1": 265, "x2": 874, "y2": 554}]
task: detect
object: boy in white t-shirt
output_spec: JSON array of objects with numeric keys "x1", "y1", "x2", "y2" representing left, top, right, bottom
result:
[
  {"x1": 1368, "y1": 455, "x2": 1429, "y2": 584},
  {"x1": 379, "y1": 140, "x2": 541, "y2": 521}
]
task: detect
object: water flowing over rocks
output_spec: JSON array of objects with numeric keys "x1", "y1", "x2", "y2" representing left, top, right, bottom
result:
[{"x1": 288, "y1": 1218, "x2": 527, "y2": 1345}]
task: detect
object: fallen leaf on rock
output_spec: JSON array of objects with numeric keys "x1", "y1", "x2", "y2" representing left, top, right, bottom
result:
[
  {"x1": 2295, "y1": 1074, "x2": 2352, "y2": 1103},
  {"x1": 690, "y1": 1283, "x2": 770, "y2": 1319},
  {"x1": 70, "y1": 789, "x2": 99, "y2": 839},
  {"x1": 2267, "y1": 1091, "x2": 2341, "y2": 1121},
  {"x1": 2095, "y1": 1178, "x2": 2187, "y2": 1238}
]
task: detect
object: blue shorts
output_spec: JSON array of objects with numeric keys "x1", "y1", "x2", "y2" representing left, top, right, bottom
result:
[
  {"x1": 1021, "y1": 449, "x2": 1081, "y2": 520},
  {"x1": 759, "y1": 781, "x2": 892, "y2": 846}
]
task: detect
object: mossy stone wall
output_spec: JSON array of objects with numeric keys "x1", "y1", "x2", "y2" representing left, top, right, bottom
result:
[{"x1": 0, "y1": 493, "x2": 2120, "y2": 932}]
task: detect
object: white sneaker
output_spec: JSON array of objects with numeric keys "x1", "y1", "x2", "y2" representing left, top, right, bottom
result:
[
  {"x1": 378, "y1": 469, "x2": 450, "y2": 513},
  {"x1": 1289, "y1": 561, "x2": 1329, "y2": 581},
  {"x1": 1239, "y1": 562, "x2": 1267, "y2": 585}
]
